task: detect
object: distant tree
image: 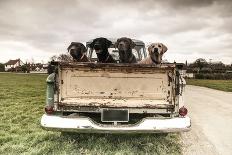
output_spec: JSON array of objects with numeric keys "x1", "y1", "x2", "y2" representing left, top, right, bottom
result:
[
  {"x1": 50, "y1": 55, "x2": 58, "y2": 61},
  {"x1": 21, "y1": 64, "x2": 28, "y2": 73},
  {"x1": 0, "y1": 63, "x2": 5, "y2": 72},
  {"x1": 20, "y1": 64, "x2": 30, "y2": 73},
  {"x1": 47, "y1": 53, "x2": 72, "y2": 74},
  {"x1": 210, "y1": 62, "x2": 226, "y2": 73},
  {"x1": 192, "y1": 58, "x2": 208, "y2": 72},
  {"x1": 50, "y1": 53, "x2": 72, "y2": 62},
  {"x1": 225, "y1": 64, "x2": 232, "y2": 71},
  {"x1": 57, "y1": 53, "x2": 72, "y2": 62},
  {"x1": 47, "y1": 62, "x2": 55, "y2": 74},
  {"x1": 200, "y1": 67, "x2": 212, "y2": 73},
  {"x1": 30, "y1": 58, "x2": 35, "y2": 65}
]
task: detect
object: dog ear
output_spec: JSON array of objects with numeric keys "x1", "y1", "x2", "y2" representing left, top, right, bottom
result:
[
  {"x1": 115, "y1": 39, "x2": 120, "y2": 48},
  {"x1": 67, "y1": 42, "x2": 74, "y2": 51},
  {"x1": 106, "y1": 39, "x2": 112, "y2": 48},
  {"x1": 161, "y1": 43, "x2": 168, "y2": 54},
  {"x1": 89, "y1": 40, "x2": 95, "y2": 48},
  {"x1": 129, "y1": 39, "x2": 136, "y2": 49},
  {"x1": 81, "y1": 44, "x2": 87, "y2": 54},
  {"x1": 148, "y1": 44, "x2": 153, "y2": 55}
]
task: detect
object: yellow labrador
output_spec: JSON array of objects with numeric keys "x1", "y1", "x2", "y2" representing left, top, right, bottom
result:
[{"x1": 139, "y1": 43, "x2": 168, "y2": 64}]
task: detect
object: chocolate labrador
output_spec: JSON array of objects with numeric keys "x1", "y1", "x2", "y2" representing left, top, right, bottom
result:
[
  {"x1": 115, "y1": 37, "x2": 137, "y2": 63},
  {"x1": 67, "y1": 42, "x2": 90, "y2": 62}
]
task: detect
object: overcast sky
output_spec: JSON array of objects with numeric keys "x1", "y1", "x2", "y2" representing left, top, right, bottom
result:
[{"x1": 0, "y1": 0, "x2": 232, "y2": 64}]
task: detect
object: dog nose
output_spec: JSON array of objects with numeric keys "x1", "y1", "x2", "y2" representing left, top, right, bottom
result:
[
  {"x1": 153, "y1": 48, "x2": 158, "y2": 52},
  {"x1": 70, "y1": 49, "x2": 74, "y2": 54},
  {"x1": 94, "y1": 44, "x2": 101, "y2": 50}
]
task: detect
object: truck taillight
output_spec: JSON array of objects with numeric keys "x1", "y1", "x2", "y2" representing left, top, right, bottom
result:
[
  {"x1": 179, "y1": 106, "x2": 188, "y2": 117},
  {"x1": 45, "y1": 106, "x2": 54, "y2": 114}
]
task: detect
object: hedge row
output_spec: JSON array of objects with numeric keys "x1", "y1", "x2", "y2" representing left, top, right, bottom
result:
[{"x1": 195, "y1": 73, "x2": 232, "y2": 80}]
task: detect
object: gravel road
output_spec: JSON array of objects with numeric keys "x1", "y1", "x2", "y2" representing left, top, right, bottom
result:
[{"x1": 182, "y1": 85, "x2": 232, "y2": 155}]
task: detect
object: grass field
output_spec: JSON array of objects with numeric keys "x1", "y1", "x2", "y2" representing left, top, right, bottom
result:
[
  {"x1": 0, "y1": 73, "x2": 182, "y2": 155},
  {"x1": 187, "y1": 79, "x2": 232, "y2": 92}
]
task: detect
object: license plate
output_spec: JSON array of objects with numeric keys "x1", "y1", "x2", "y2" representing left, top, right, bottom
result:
[{"x1": 101, "y1": 109, "x2": 129, "y2": 122}]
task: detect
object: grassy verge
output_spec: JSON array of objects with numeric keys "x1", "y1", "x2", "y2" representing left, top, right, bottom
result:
[
  {"x1": 186, "y1": 79, "x2": 232, "y2": 92},
  {"x1": 0, "y1": 73, "x2": 182, "y2": 155}
]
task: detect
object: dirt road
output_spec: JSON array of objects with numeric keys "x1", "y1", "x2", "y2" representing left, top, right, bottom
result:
[{"x1": 182, "y1": 85, "x2": 232, "y2": 155}]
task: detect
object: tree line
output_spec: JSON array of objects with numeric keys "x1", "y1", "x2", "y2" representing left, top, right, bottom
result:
[
  {"x1": 187, "y1": 58, "x2": 232, "y2": 80},
  {"x1": 187, "y1": 58, "x2": 232, "y2": 73}
]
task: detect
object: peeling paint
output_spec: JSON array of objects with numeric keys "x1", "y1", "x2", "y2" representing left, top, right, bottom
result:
[{"x1": 56, "y1": 62, "x2": 178, "y2": 114}]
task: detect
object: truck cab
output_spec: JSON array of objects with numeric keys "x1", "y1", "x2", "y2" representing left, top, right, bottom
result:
[{"x1": 86, "y1": 38, "x2": 146, "y2": 62}]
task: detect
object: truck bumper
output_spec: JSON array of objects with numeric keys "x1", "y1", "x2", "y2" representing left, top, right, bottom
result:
[{"x1": 41, "y1": 114, "x2": 191, "y2": 133}]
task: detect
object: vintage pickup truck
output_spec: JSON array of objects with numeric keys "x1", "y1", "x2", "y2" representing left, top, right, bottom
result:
[{"x1": 41, "y1": 39, "x2": 191, "y2": 133}]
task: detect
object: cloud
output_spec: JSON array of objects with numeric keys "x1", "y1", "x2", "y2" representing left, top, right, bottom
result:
[{"x1": 0, "y1": 0, "x2": 232, "y2": 64}]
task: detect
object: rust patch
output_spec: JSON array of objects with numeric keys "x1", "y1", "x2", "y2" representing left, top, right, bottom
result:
[
  {"x1": 88, "y1": 103, "x2": 94, "y2": 106},
  {"x1": 57, "y1": 103, "x2": 175, "y2": 111}
]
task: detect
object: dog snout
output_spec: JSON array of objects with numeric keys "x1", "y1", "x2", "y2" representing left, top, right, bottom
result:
[
  {"x1": 153, "y1": 47, "x2": 158, "y2": 53},
  {"x1": 94, "y1": 44, "x2": 101, "y2": 50},
  {"x1": 70, "y1": 49, "x2": 75, "y2": 54}
]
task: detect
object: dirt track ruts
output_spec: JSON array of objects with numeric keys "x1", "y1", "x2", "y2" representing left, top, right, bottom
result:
[{"x1": 182, "y1": 85, "x2": 232, "y2": 155}]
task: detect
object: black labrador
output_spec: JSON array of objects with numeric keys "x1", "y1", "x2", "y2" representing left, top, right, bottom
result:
[
  {"x1": 89, "y1": 37, "x2": 116, "y2": 63},
  {"x1": 115, "y1": 37, "x2": 137, "y2": 63},
  {"x1": 67, "y1": 42, "x2": 90, "y2": 62}
]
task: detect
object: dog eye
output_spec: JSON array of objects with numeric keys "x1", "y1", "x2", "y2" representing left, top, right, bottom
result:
[{"x1": 158, "y1": 45, "x2": 162, "y2": 48}]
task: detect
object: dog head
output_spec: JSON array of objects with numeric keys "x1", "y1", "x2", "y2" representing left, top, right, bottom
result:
[
  {"x1": 148, "y1": 43, "x2": 168, "y2": 64},
  {"x1": 115, "y1": 37, "x2": 135, "y2": 63},
  {"x1": 89, "y1": 37, "x2": 112, "y2": 54},
  {"x1": 115, "y1": 37, "x2": 135, "y2": 52},
  {"x1": 67, "y1": 42, "x2": 87, "y2": 61}
]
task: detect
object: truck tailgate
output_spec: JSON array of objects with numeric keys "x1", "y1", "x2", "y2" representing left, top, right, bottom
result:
[{"x1": 58, "y1": 63, "x2": 176, "y2": 109}]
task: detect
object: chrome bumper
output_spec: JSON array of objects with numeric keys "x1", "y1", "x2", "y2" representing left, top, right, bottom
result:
[{"x1": 41, "y1": 114, "x2": 191, "y2": 133}]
